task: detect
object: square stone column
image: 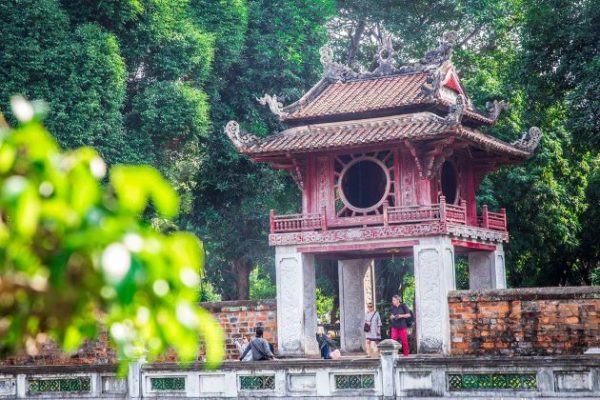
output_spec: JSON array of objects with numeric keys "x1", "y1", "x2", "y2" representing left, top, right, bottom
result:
[
  {"x1": 338, "y1": 258, "x2": 371, "y2": 353},
  {"x1": 275, "y1": 245, "x2": 319, "y2": 357},
  {"x1": 413, "y1": 237, "x2": 456, "y2": 354},
  {"x1": 468, "y1": 244, "x2": 506, "y2": 289}
]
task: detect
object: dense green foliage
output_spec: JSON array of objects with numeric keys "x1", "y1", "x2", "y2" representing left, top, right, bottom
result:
[
  {"x1": 327, "y1": 0, "x2": 600, "y2": 287},
  {"x1": 0, "y1": 100, "x2": 223, "y2": 367},
  {"x1": 189, "y1": 0, "x2": 336, "y2": 299}
]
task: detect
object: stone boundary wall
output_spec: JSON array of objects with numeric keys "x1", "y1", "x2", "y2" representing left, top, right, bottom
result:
[
  {"x1": 448, "y1": 286, "x2": 600, "y2": 356},
  {"x1": 2, "y1": 352, "x2": 600, "y2": 398},
  {"x1": 200, "y1": 299, "x2": 277, "y2": 360}
]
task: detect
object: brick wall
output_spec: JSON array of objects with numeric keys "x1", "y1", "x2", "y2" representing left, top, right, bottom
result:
[
  {"x1": 1, "y1": 299, "x2": 277, "y2": 365},
  {"x1": 449, "y1": 286, "x2": 600, "y2": 356},
  {"x1": 0, "y1": 333, "x2": 116, "y2": 366},
  {"x1": 201, "y1": 299, "x2": 277, "y2": 360}
]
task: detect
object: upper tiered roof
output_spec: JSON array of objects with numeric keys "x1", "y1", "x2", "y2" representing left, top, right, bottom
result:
[{"x1": 226, "y1": 32, "x2": 541, "y2": 162}]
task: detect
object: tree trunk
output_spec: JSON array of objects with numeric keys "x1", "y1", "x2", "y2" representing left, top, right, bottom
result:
[
  {"x1": 233, "y1": 257, "x2": 253, "y2": 300},
  {"x1": 347, "y1": 19, "x2": 366, "y2": 65}
]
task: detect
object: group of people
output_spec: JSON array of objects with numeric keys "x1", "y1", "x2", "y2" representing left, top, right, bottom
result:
[
  {"x1": 237, "y1": 326, "x2": 275, "y2": 361},
  {"x1": 363, "y1": 295, "x2": 412, "y2": 357},
  {"x1": 316, "y1": 295, "x2": 413, "y2": 359},
  {"x1": 237, "y1": 295, "x2": 413, "y2": 361}
]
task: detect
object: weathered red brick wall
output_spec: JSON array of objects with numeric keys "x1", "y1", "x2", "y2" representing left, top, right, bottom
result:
[
  {"x1": 201, "y1": 299, "x2": 277, "y2": 360},
  {"x1": 449, "y1": 287, "x2": 600, "y2": 356},
  {"x1": 0, "y1": 333, "x2": 117, "y2": 366},
  {"x1": 1, "y1": 299, "x2": 277, "y2": 365}
]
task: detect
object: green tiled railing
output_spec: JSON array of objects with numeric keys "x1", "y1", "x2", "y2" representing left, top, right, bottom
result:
[
  {"x1": 335, "y1": 374, "x2": 375, "y2": 390},
  {"x1": 150, "y1": 377, "x2": 186, "y2": 391},
  {"x1": 448, "y1": 373, "x2": 537, "y2": 391},
  {"x1": 28, "y1": 377, "x2": 91, "y2": 394},
  {"x1": 239, "y1": 375, "x2": 275, "y2": 390}
]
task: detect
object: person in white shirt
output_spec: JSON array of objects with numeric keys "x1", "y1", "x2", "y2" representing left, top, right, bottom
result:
[{"x1": 363, "y1": 302, "x2": 382, "y2": 357}]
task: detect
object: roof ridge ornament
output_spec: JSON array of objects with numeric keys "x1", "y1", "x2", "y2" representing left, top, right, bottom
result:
[
  {"x1": 319, "y1": 45, "x2": 360, "y2": 81},
  {"x1": 257, "y1": 94, "x2": 288, "y2": 120},
  {"x1": 371, "y1": 34, "x2": 396, "y2": 76},
  {"x1": 420, "y1": 31, "x2": 458, "y2": 66},
  {"x1": 486, "y1": 100, "x2": 509, "y2": 121},
  {"x1": 421, "y1": 69, "x2": 443, "y2": 101},
  {"x1": 445, "y1": 94, "x2": 465, "y2": 125},
  {"x1": 512, "y1": 126, "x2": 542, "y2": 153},
  {"x1": 317, "y1": 31, "x2": 460, "y2": 82},
  {"x1": 224, "y1": 120, "x2": 259, "y2": 151}
]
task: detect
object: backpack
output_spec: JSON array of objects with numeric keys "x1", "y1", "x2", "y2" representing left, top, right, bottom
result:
[{"x1": 402, "y1": 304, "x2": 414, "y2": 328}]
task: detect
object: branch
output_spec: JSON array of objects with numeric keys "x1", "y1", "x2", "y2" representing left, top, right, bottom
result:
[{"x1": 458, "y1": 23, "x2": 486, "y2": 48}]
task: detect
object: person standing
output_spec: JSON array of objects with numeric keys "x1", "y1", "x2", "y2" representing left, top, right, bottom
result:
[
  {"x1": 389, "y1": 295, "x2": 411, "y2": 357},
  {"x1": 363, "y1": 302, "x2": 381, "y2": 357}
]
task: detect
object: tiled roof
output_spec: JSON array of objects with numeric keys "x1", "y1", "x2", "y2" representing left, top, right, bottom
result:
[
  {"x1": 282, "y1": 73, "x2": 429, "y2": 121},
  {"x1": 280, "y1": 72, "x2": 496, "y2": 125},
  {"x1": 236, "y1": 112, "x2": 530, "y2": 158}
]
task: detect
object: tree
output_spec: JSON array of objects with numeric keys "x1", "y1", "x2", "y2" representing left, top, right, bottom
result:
[
  {"x1": 0, "y1": 0, "x2": 128, "y2": 164},
  {"x1": 189, "y1": 0, "x2": 336, "y2": 299},
  {"x1": 0, "y1": 99, "x2": 224, "y2": 368}
]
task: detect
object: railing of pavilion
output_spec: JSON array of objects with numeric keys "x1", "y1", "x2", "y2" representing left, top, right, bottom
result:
[
  {"x1": 270, "y1": 196, "x2": 506, "y2": 234},
  {"x1": 478, "y1": 205, "x2": 507, "y2": 231}
]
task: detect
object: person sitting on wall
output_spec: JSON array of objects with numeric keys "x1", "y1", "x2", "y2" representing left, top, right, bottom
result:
[
  {"x1": 235, "y1": 334, "x2": 253, "y2": 361},
  {"x1": 239, "y1": 326, "x2": 275, "y2": 361},
  {"x1": 389, "y1": 295, "x2": 412, "y2": 357},
  {"x1": 316, "y1": 327, "x2": 341, "y2": 359}
]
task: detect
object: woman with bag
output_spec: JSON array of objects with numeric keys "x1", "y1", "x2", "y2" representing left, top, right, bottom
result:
[{"x1": 363, "y1": 302, "x2": 382, "y2": 357}]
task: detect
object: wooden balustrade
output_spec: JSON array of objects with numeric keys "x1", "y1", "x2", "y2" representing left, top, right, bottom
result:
[
  {"x1": 270, "y1": 201, "x2": 506, "y2": 234},
  {"x1": 270, "y1": 210, "x2": 323, "y2": 233},
  {"x1": 478, "y1": 206, "x2": 507, "y2": 231}
]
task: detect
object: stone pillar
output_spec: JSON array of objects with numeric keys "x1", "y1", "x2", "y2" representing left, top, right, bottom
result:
[
  {"x1": 378, "y1": 339, "x2": 401, "y2": 398},
  {"x1": 468, "y1": 244, "x2": 506, "y2": 289},
  {"x1": 338, "y1": 258, "x2": 371, "y2": 352},
  {"x1": 413, "y1": 237, "x2": 455, "y2": 354},
  {"x1": 364, "y1": 260, "x2": 376, "y2": 307},
  {"x1": 127, "y1": 359, "x2": 142, "y2": 399},
  {"x1": 275, "y1": 245, "x2": 319, "y2": 357}
]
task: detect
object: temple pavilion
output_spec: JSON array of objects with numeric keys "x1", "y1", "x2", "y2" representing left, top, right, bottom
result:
[{"x1": 225, "y1": 32, "x2": 541, "y2": 356}]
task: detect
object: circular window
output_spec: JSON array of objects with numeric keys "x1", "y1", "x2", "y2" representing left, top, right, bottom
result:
[
  {"x1": 440, "y1": 161, "x2": 458, "y2": 204},
  {"x1": 340, "y1": 158, "x2": 390, "y2": 212}
]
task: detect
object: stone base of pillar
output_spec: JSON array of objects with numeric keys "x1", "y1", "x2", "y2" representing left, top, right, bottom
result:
[
  {"x1": 338, "y1": 258, "x2": 371, "y2": 353},
  {"x1": 275, "y1": 246, "x2": 319, "y2": 357},
  {"x1": 413, "y1": 237, "x2": 456, "y2": 354},
  {"x1": 468, "y1": 244, "x2": 506, "y2": 289}
]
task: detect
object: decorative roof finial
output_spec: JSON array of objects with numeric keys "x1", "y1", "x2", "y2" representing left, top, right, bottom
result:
[
  {"x1": 257, "y1": 94, "x2": 287, "y2": 119},
  {"x1": 224, "y1": 120, "x2": 259, "y2": 150},
  {"x1": 319, "y1": 44, "x2": 359, "y2": 81},
  {"x1": 420, "y1": 31, "x2": 458, "y2": 66},
  {"x1": 486, "y1": 100, "x2": 509, "y2": 121},
  {"x1": 512, "y1": 127, "x2": 542, "y2": 153},
  {"x1": 372, "y1": 34, "x2": 396, "y2": 76},
  {"x1": 319, "y1": 45, "x2": 334, "y2": 65},
  {"x1": 445, "y1": 94, "x2": 465, "y2": 125}
]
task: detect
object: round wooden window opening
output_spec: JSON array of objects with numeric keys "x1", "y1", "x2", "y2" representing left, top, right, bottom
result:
[
  {"x1": 339, "y1": 157, "x2": 390, "y2": 212},
  {"x1": 440, "y1": 161, "x2": 459, "y2": 204}
]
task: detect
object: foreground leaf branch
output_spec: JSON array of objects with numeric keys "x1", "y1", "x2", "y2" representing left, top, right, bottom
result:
[{"x1": 0, "y1": 98, "x2": 224, "y2": 368}]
